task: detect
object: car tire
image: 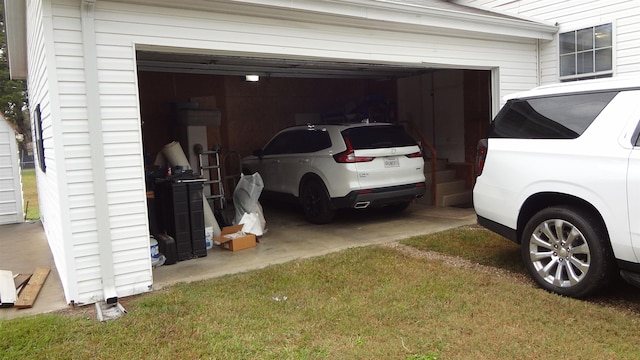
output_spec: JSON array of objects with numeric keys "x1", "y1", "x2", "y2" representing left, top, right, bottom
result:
[
  {"x1": 300, "y1": 179, "x2": 335, "y2": 224},
  {"x1": 521, "y1": 206, "x2": 614, "y2": 298}
]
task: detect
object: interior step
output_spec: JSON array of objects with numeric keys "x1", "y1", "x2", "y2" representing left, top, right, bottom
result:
[
  {"x1": 422, "y1": 176, "x2": 473, "y2": 207},
  {"x1": 439, "y1": 190, "x2": 473, "y2": 207},
  {"x1": 424, "y1": 169, "x2": 457, "y2": 184},
  {"x1": 437, "y1": 179, "x2": 466, "y2": 194},
  {"x1": 421, "y1": 158, "x2": 474, "y2": 208}
]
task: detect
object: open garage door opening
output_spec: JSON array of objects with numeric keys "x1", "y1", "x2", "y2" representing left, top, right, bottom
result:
[{"x1": 136, "y1": 49, "x2": 492, "y2": 232}]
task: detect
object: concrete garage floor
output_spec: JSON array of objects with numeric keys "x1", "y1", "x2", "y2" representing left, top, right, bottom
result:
[{"x1": 0, "y1": 203, "x2": 476, "y2": 320}]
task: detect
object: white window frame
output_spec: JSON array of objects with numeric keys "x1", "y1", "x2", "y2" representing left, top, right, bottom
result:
[{"x1": 558, "y1": 22, "x2": 615, "y2": 82}]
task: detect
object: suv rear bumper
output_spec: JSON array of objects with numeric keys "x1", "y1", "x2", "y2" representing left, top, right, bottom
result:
[{"x1": 331, "y1": 182, "x2": 425, "y2": 209}]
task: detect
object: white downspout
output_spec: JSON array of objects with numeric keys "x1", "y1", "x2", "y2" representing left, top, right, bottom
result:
[
  {"x1": 536, "y1": 38, "x2": 541, "y2": 87},
  {"x1": 80, "y1": 0, "x2": 118, "y2": 304}
]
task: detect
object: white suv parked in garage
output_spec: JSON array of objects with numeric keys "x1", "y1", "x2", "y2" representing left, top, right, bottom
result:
[
  {"x1": 473, "y1": 77, "x2": 640, "y2": 298},
  {"x1": 242, "y1": 122, "x2": 426, "y2": 224}
]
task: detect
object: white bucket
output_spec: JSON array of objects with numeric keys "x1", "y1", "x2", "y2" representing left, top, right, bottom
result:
[
  {"x1": 205, "y1": 226, "x2": 214, "y2": 250},
  {"x1": 150, "y1": 237, "x2": 159, "y2": 259},
  {"x1": 161, "y1": 141, "x2": 191, "y2": 170}
]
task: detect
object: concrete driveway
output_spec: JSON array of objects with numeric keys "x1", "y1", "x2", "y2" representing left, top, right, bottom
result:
[{"x1": 1, "y1": 203, "x2": 476, "y2": 320}]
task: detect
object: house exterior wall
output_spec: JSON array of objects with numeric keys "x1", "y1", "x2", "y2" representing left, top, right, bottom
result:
[
  {"x1": 28, "y1": 0, "x2": 152, "y2": 305},
  {"x1": 26, "y1": 0, "x2": 78, "y2": 301},
  {"x1": 0, "y1": 119, "x2": 23, "y2": 225},
  {"x1": 31, "y1": 0, "x2": 552, "y2": 304},
  {"x1": 459, "y1": 0, "x2": 640, "y2": 85}
]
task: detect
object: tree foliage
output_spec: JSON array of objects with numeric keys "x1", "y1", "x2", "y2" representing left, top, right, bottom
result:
[{"x1": 0, "y1": 2, "x2": 30, "y2": 147}]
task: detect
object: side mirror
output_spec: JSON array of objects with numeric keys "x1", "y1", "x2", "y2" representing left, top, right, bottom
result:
[{"x1": 253, "y1": 149, "x2": 264, "y2": 159}]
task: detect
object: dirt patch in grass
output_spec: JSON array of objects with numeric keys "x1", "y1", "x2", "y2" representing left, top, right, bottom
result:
[
  {"x1": 385, "y1": 242, "x2": 534, "y2": 285},
  {"x1": 401, "y1": 224, "x2": 640, "y2": 317}
]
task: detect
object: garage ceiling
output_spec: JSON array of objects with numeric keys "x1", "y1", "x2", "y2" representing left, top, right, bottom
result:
[{"x1": 136, "y1": 51, "x2": 430, "y2": 80}]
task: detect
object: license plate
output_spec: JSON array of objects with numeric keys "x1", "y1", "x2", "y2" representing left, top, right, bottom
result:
[{"x1": 384, "y1": 157, "x2": 399, "y2": 168}]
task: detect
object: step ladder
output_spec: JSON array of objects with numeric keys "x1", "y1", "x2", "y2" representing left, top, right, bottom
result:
[{"x1": 196, "y1": 145, "x2": 225, "y2": 210}]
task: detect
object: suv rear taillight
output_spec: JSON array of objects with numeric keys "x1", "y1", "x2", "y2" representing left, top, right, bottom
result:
[
  {"x1": 333, "y1": 150, "x2": 375, "y2": 163},
  {"x1": 475, "y1": 139, "x2": 488, "y2": 176},
  {"x1": 333, "y1": 136, "x2": 374, "y2": 163},
  {"x1": 405, "y1": 151, "x2": 423, "y2": 158}
]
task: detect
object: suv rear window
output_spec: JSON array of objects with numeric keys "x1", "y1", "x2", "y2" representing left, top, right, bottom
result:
[
  {"x1": 264, "y1": 129, "x2": 331, "y2": 155},
  {"x1": 342, "y1": 125, "x2": 416, "y2": 149},
  {"x1": 489, "y1": 91, "x2": 618, "y2": 139}
]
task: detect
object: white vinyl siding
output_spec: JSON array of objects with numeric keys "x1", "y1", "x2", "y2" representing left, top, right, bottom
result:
[
  {"x1": 49, "y1": 0, "x2": 152, "y2": 304},
  {"x1": 26, "y1": 0, "x2": 76, "y2": 301},
  {"x1": 94, "y1": 1, "x2": 541, "y2": 102},
  {"x1": 35, "y1": 0, "x2": 553, "y2": 304},
  {"x1": 0, "y1": 121, "x2": 23, "y2": 225},
  {"x1": 460, "y1": 0, "x2": 640, "y2": 84}
]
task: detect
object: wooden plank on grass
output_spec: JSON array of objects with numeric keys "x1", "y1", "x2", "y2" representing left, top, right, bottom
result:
[
  {"x1": 15, "y1": 268, "x2": 50, "y2": 309},
  {"x1": 0, "y1": 270, "x2": 17, "y2": 307}
]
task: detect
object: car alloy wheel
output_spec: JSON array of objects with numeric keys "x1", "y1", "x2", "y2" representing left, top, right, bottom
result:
[
  {"x1": 521, "y1": 207, "x2": 613, "y2": 298},
  {"x1": 529, "y1": 218, "x2": 590, "y2": 286}
]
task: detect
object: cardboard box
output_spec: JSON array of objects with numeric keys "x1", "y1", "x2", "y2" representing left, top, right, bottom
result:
[{"x1": 215, "y1": 225, "x2": 257, "y2": 251}]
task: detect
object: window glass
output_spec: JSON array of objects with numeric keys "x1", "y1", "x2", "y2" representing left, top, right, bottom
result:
[
  {"x1": 263, "y1": 132, "x2": 295, "y2": 155},
  {"x1": 296, "y1": 130, "x2": 331, "y2": 153},
  {"x1": 576, "y1": 28, "x2": 593, "y2": 51},
  {"x1": 559, "y1": 23, "x2": 613, "y2": 80},
  {"x1": 559, "y1": 32, "x2": 575, "y2": 54},
  {"x1": 595, "y1": 48, "x2": 612, "y2": 72},
  {"x1": 342, "y1": 125, "x2": 416, "y2": 150},
  {"x1": 489, "y1": 91, "x2": 618, "y2": 139},
  {"x1": 595, "y1": 23, "x2": 612, "y2": 48},
  {"x1": 577, "y1": 51, "x2": 594, "y2": 74},
  {"x1": 34, "y1": 104, "x2": 46, "y2": 172},
  {"x1": 263, "y1": 129, "x2": 331, "y2": 155},
  {"x1": 560, "y1": 54, "x2": 576, "y2": 76},
  {"x1": 633, "y1": 119, "x2": 640, "y2": 147}
]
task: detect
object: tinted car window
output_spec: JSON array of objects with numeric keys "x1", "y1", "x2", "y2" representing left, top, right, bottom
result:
[
  {"x1": 342, "y1": 125, "x2": 416, "y2": 150},
  {"x1": 263, "y1": 132, "x2": 293, "y2": 155},
  {"x1": 489, "y1": 91, "x2": 618, "y2": 139},
  {"x1": 296, "y1": 129, "x2": 332, "y2": 153},
  {"x1": 263, "y1": 129, "x2": 331, "y2": 155}
]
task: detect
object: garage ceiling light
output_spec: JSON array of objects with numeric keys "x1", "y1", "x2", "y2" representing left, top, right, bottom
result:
[{"x1": 245, "y1": 74, "x2": 259, "y2": 82}]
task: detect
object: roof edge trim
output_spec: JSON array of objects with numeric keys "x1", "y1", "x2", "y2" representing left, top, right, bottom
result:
[
  {"x1": 4, "y1": 0, "x2": 28, "y2": 79},
  {"x1": 228, "y1": 0, "x2": 557, "y2": 39}
]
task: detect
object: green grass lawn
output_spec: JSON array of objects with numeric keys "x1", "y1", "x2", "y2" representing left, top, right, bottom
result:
[
  {"x1": 21, "y1": 168, "x2": 39, "y2": 220},
  {"x1": 2, "y1": 225, "x2": 639, "y2": 359}
]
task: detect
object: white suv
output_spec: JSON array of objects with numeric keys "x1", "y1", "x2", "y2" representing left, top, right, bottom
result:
[
  {"x1": 242, "y1": 122, "x2": 426, "y2": 224},
  {"x1": 473, "y1": 77, "x2": 640, "y2": 298}
]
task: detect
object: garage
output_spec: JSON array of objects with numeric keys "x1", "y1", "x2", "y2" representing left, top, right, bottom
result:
[
  {"x1": 136, "y1": 50, "x2": 492, "y2": 216},
  {"x1": 3, "y1": 0, "x2": 556, "y2": 306}
]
